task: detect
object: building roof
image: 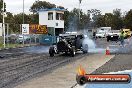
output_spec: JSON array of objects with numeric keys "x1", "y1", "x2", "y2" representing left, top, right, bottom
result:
[{"x1": 38, "y1": 8, "x2": 66, "y2": 12}]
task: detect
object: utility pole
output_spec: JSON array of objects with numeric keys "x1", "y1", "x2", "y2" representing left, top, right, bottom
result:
[
  {"x1": 7, "y1": 23, "x2": 9, "y2": 48},
  {"x1": 22, "y1": 0, "x2": 25, "y2": 45},
  {"x1": 79, "y1": 0, "x2": 82, "y2": 30},
  {"x1": 79, "y1": 0, "x2": 80, "y2": 21},
  {"x1": 3, "y1": 0, "x2": 5, "y2": 48},
  {"x1": 23, "y1": 0, "x2": 24, "y2": 24}
]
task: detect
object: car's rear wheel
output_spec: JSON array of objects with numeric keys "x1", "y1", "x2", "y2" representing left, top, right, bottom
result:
[
  {"x1": 49, "y1": 52, "x2": 54, "y2": 57},
  {"x1": 65, "y1": 51, "x2": 68, "y2": 55},
  {"x1": 83, "y1": 50, "x2": 88, "y2": 54},
  {"x1": 83, "y1": 44, "x2": 88, "y2": 54},
  {"x1": 49, "y1": 48, "x2": 55, "y2": 57},
  {"x1": 107, "y1": 38, "x2": 110, "y2": 42}
]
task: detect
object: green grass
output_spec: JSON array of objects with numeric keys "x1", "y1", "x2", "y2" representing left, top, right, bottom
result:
[
  {"x1": 0, "y1": 36, "x2": 38, "y2": 49},
  {"x1": 6, "y1": 44, "x2": 23, "y2": 48},
  {"x1": 0, "y1": 43, "x2": 37, "y2": 49}
]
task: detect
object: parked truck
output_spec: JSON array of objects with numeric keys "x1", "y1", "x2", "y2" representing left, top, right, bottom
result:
[{"x1": 96, "y1": 27, "x2": 111, "y2": 38}]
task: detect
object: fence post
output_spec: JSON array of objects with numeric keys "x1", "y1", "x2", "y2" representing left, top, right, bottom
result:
[{"x1": 7, "y1": 23, "x2": 9, "y2": 48}]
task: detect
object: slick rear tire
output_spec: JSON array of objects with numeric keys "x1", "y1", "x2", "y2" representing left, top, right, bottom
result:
[
  {"x1": 49, "y1": 51, "x2": 54, "y2": 57},
  {"x1": 83, "y1": 44, "x2": 88, "y2": 54},
  {"x1": 49, "y1": 48, "x2": 55, "y2": 57},
  {"x1": 83, "y1": 50, "x2": 88, "y2": 54},
  {"x1": 65, "y1": 52, "x2": 68, "y2": 55},
  {"x1": 107, "y1": 38, "x2": 110, "y2": 42}
]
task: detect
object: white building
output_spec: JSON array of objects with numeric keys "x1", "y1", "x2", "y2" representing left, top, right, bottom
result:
[{"x1": 38, "y1": 8, "x2": 65, "y2": 36}]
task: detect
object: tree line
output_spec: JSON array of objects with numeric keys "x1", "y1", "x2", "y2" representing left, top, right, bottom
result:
[{"x1": 0, "y1": 0, "x2": 132, "y2": 34}]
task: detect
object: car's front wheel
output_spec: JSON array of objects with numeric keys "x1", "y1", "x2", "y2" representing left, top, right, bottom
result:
[{"x1": 70, "y1": 48, "x2": 75, "y2": 57}]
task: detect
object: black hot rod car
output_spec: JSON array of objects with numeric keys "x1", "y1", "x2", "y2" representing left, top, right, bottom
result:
[{"x1": 49, "y1": 33, "x2": 89, "y2": 57}]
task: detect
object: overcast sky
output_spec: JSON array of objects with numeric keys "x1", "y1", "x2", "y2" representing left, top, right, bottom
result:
[{"x1": 4, "y1": 0, "x2": 132, "y2": 14}]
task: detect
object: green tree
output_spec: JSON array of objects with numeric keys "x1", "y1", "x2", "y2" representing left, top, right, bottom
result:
[
  {"x1": 80, "y1": 13, "x2": 91, "y2": 29},
  {"x1": 0, "y1": 0, "x2": 6, "y2": 22},
  {"x1": 96, "y1": 15, "x2": 105, "y2": 27},
  {"x1": 95, "y1": 9, "x2": 123, "y2": 30},
  {"x1": 30, "y1": 1, "x2": 56, "y2": 13},
  {"x1": 28, "y1": 14, "x2": 39, "y2": 24},
  {"x1": 112, "y1": 9, "x2": 123, "y2": 30},
  {"x1": 104, "y1": 13, "x2": 113, "y2": 27},
  {"x1": 124, "y1": 10, "x2": 132, "y2": 30},
  {"x1": 4, "y1": 12, "x2": 15, "y2": 33},
  {"x1": 57, "y1": 6, "x2": 65, "y2": 9},
  {"x1": 0, "y1": 0, "x2": 6, "y2": 12},
  {"x1": 11, "y1": 13, "x2": 29, "y2": 33}
]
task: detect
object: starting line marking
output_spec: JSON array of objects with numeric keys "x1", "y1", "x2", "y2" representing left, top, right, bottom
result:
[{"x1": 109, "y1": 45, "x2": 120, "y2": 47}]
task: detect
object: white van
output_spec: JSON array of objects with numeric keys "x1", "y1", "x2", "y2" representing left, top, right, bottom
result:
[
  {"x1": 96, "y1": 27, "x2": 111, "y2": 38},
  {"x1": 97, "y1": 27, "x2": 111, "y2": 34}
]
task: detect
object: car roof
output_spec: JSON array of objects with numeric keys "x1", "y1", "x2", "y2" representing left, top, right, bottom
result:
[{"x1": 123, "y1": 29, "x2": 130, "y2": 31}]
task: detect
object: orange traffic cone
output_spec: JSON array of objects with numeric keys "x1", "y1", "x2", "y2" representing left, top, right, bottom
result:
[{"x1": 106, "y1": 46, "x2": 110, "y2": 55}]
